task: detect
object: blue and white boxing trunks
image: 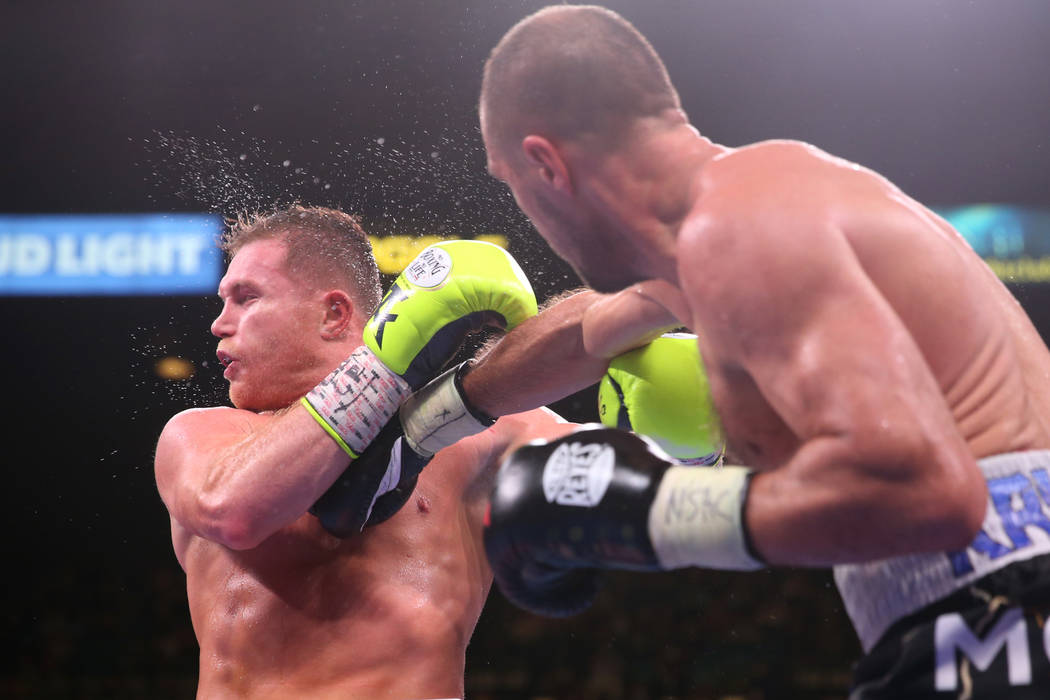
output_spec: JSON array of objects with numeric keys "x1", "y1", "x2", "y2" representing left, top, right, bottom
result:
[{"x1": 835, "y1": 451, "x2": 1050, "y2": 698}]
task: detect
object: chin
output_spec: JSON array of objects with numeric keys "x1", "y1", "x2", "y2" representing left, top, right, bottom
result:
[
  {"x1": 577, "y1": 266, "x2": 640, "y2": 294},
  {"x1": 228, "y1": 389, "x2": 255, "y2": 411},
  {"x1": 229, "y1": 386, "x2": 279, "y2": 412}
]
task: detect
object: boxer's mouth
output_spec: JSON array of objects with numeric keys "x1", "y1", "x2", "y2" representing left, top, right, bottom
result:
[{"x1": 216, "y1": 349, "x2": 235, "y2": 368}]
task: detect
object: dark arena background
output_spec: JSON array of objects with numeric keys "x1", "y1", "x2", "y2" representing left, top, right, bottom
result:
[{"x1": 3, "y1": 1, "x2": 1050, "y2": 698}]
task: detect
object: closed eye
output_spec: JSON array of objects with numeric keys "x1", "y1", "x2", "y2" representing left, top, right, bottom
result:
[
  {"x1": 232, "y1": 284, "x2": 260, "y2": 306},
  {"x1": 218, "y1": 280, "x2": 261, "y2": 307}
]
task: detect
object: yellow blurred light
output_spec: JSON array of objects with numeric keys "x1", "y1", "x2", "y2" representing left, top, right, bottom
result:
[
  {"x1": 155, "y1": 356, "x2": 195, "y2": 380},
  {"x1": 368, "y1": 234, "x2": 509, "y2": 274}
]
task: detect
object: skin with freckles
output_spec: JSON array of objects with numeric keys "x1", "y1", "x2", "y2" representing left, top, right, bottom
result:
[{"x1": 156, "y1": 233, "x2": 573, "y2": 698}]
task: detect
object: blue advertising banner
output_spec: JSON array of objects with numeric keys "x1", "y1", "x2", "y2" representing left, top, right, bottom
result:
[
  {"x1": 0, "y1": 214, "x2": 223, "y2": 295},
  {"x1": 1, "y1": 207, "x2": 1047, "y2": 293},
  {"x1": 935, "y1": 205, "x2": 1050, "y2": 283}
]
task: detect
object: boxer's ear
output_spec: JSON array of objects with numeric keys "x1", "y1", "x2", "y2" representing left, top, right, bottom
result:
[
  {"x1": 320, "y1": 290, "x2": 355, "y2": 339},
  {"x1": 522, "y1": 135, "x2": 573, "y2": 194}
]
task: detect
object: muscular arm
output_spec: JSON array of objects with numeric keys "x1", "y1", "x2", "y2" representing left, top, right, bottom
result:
[
  {"x1": 461, "y1": 289, "x2": 614, "y2": 416},
  {"x1": 679, "y1": 199, "x2": 986, "y2": 566},
  {"x1": 581, "y1": 279, "x2": 688, "y2": 358},
  {"x1": 460, "y1": 284, "x2": 686, "y2": 417},
  {"x1": 155, "y1": 404, "x2": 349, "y2": 550}
]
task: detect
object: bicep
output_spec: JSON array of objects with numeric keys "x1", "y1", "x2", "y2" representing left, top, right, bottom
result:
[{"x1": 154, "y1": 408, "x2": 263, "y2": 519}]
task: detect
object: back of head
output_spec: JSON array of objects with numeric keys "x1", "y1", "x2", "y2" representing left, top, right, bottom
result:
[
  {"x1": 481, "y1": 4, "x2": 681, "y2": 153},
  {"x1": 222, "y1": 204, "x2": 382, "y2": 313}
]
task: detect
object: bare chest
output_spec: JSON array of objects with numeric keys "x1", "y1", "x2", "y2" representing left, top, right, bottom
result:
[{"x1": 182, "y1": 504, "x2": 487, "y2": 686}]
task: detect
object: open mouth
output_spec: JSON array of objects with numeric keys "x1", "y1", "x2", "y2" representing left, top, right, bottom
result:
[{"x1": 216, "y1": 350, "x2": 238, "y2": 378}]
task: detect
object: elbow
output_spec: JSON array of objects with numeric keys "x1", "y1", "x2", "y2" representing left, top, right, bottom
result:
[
  {"x1": 214, "y1": 518, "x2": 267, "y2": 551},
  {"x1": 934, "y1": 458, "x2": 988, "y2": 551},
  {"x1": 194, "y1": 490, "x2": 269, "y2": 550},
  {"x1": 851, "y1": 427, "x2": 987, "y2": 555},
  {"x1": 900, "y1": 442, "x2": 987, "y2": 553},
  {"x1": 920, "y1": 491, "x2": 985, "y2": 554}
]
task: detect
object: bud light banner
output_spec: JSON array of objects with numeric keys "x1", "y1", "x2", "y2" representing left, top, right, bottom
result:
[
  {"x1": 0, "y1": 214, "x2": 223, "y2": 295},
  {"x1": 935, "y1": 205, "x2": 1050, "y2": 283}
]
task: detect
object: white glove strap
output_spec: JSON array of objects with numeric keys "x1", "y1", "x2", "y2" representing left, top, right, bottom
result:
[
  {"x1": 648, "y1": 465, "x2": 764, "y2": 571},
  {"x1": 400, "y1": 363, "x2": 493, "y2": 458},
  {"x1": 301, "y1": 347, "x2": 410, "y2": 457}
]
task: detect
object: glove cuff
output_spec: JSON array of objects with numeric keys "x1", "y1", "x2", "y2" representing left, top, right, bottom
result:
[
  {"x1": 648, "y1": 465, "x2": 765, "y2": 571},
  {"x1": 301, "y1": 346, "x2": 411, "y2": 457},
  {"x1": 400, "y1": 361, "x2": 495, "y2": 458}
]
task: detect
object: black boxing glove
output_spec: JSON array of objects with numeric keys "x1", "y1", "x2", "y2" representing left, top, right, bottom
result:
[
  {"x1": 483, "y1": 426, "x2": 762, "y2": 617},
  {"x1": 309, "y1": 360, "x2": 496, "y2": 537},
  {"x1": 310, "y1": 412, "x2": 429, "y2": 537}
]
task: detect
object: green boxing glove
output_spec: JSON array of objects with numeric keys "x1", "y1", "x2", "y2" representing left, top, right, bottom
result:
[
  {"x1": 362, "y1": 239, "x2": 537, "y2": 388},
  {"x1": 597, "y1": 333, "x2": 724, "y2": 465},
  {"x1": 302, "y1": 239, "x2": 537, "y2": 459}
]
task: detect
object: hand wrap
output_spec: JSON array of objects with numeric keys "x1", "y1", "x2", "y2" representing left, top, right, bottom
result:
[{"x1": 484, "y1": 427, "x2": 762, "y2": 617}]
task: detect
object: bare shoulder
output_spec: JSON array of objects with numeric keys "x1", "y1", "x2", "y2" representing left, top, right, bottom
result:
[
  {"x1": 676, "y1": 141, "x2": 900, "y2": 363},
  {"x1": 683, "y1": 140, "x2": 889, "y2": 255},
  {"x1": 164, "y1": 405, "x2": 248, "y2": 427},
  {"x1": 708, "y1": 139, "x2": 858, "y2": 177},
  {"x1": 155, "y1": 405, "x2": 266, "y2": 479},
  {"x1": 159, "y1": 405, "x2": 262, "y2": 446},
  {"x1": 700, "y1": 140, "x2": 887, "y2": 212}
]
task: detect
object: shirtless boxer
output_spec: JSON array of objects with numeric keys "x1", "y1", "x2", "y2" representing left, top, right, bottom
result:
[
  {"x1": 153, "y1": 205, "x2": 579, "y2": 698},
  {"x1": 399, "y1": 5, "x2": 1050, "y2": 697}
]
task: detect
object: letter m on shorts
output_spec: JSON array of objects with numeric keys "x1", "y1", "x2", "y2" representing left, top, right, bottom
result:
[{"x1": 934, "y1": 607, "x2": 1031, "y2": 690}]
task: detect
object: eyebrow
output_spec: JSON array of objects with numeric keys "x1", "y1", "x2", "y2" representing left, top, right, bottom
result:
[{"x1": 217, "y1": 280, "x2": 255, "y2": 300}]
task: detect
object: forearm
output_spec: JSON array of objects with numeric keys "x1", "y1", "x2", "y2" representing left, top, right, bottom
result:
[
  {"x1": 461, "y1": 289, "x2": 612, "y2": 416},
  {"x1": 483, "y1": 424, "x2": 982, "y2": 620},
  {"x1": 582, "y1": 279, "x2": 688, "y2": 358}
]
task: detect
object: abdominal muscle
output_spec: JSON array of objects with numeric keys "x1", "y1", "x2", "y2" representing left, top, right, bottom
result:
[{"x1": 182, "y1": 467, "x2": 489, "y2": 699}]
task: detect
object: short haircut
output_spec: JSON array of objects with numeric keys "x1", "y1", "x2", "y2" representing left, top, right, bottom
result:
[
  {"x1": 481, "y1": 5, "x2": 681, "y2": 152},
  {"x1": 221, "y1": 204, "x2": 382, "y2": 313}
]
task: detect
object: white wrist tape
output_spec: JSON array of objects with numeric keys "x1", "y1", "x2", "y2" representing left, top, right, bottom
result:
[
  {"x1": 399, "y1": 363, "x2": 494, "y2": 459},
  {"x1": 648, "y1": 465, "x2": 764, "y2": 571},
  {"x1": 301, "y1": 347, "x2": 410, "y2": 457}
]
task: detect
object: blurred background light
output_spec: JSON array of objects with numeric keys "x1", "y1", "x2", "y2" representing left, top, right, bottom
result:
[{"x1": 154, "y1": 356, "x2": 195, "y2": 381}]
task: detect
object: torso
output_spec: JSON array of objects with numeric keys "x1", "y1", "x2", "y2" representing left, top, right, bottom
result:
[
  {"x1": 684, "y1": 140, "x2": 1050, "y2": 468},
  {"x1": 173, "y1": 409, "x2": 562, "y2": 699}
]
